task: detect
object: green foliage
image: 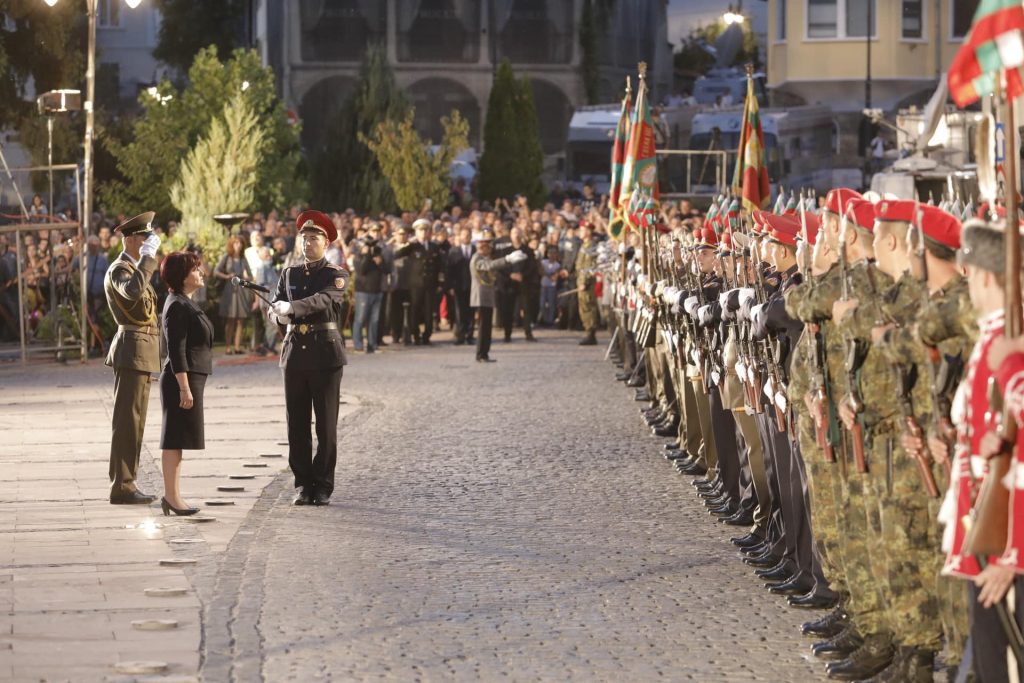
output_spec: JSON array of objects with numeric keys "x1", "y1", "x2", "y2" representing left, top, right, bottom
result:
[
  {"x1": 579, "y1": 0, "x2": 599, "y2": 105},
  {"x1": 99, "y1": 47, "x2": 305, "y2": 222},
  {"x1": 674, "y1": 22, "x2": 762, "y2": 76},
  {"x1": 311, "y1": 43, "x2": 409, "y2": 213},
  {"x1": 361, "y1": 109, "x2": 469, "y2": 212},
  {"x1": 152, "y1": 0, "x2": 246, "y2": 74},
  {"x1": 478, "y1": 60, "x2": 545, "y2": 207},
  {"x1": 167, "y1": 98, "x2": 267, "y2": 265}
]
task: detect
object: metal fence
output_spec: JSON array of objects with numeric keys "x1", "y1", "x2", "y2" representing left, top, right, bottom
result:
[{"x1": 656, "y1": 149, "x2": 731, "y2": 201}]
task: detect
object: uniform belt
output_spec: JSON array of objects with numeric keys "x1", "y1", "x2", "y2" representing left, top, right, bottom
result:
[
  {"x1": 118, "y1": 324, "x2": 158, "y2": 336},
  {"x1": 287, "y1": 322, "x2": 339, "y2": 335}
]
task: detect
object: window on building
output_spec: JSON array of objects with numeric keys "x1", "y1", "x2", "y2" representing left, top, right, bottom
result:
[
  {"x1": 902, "y1": 0, "x2": 923, "y2": 39},
  {"x1": 299, "y1": 0, "x2": 387, "y2": 62},
  {"x1": 807, "y1": 0, "x2": 876, "y2": 39},
  {"x1": 952, "y1": 0, "x2": 980, "y2": 39},
  {"x1": 98, "y1": 0, "x2": 120, "y2": 28},
  {"x1": 397, "y1": 0, "x2": 481, "y2": 63},
  {"x1": 494, "y1": 0, "x2": 574, "y2": 64},
  {"x1": 778, "y1": 0, "x2": 787, "y2": 40}
]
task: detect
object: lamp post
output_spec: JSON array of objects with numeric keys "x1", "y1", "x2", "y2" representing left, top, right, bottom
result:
[{"x1": 42, "y1": 0, "x2": 142, "y2": 240}]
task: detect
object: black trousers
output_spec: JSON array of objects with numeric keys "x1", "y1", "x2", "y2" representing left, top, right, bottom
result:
[
  {"x1": 520, "y1": 287, "x2": 538, "y2": 337},
  {"x1": 389, "y1": 289, "x2": 410, "y2": 341},
  {"x1": 284, "y1": 364, "x2": 343, "y2": 495},
  {"x1": 453, "y1": 288, "x2": 473, "y2": 341},
  {"x1": 475, "y1": 306, "x2": 493, "y2": 359},
  {"x1": 970, "y1": 577, "x2": 1024, "y2": 682},
  {"x1": 709, "y1": 387, "x2": 741, "y2": 504},
  {"x1": 497, "y1": 284, "x2": 518, "y2": 340},
  {"x1": 408, "y1": 287, "x2": 425, "y2": 341},
  {"x1": 421, "y1": 288, "x2": 437, "y2": 341}
]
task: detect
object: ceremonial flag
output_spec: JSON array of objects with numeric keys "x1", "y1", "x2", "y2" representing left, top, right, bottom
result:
[
  {"x1": 608, "y1": 83, "x2": 633, "y2": 239},
  {"x1": 732, "y1": 73, "x2": 770, "y2": 212},
  {"x1": 772, "y1": 191, "x2": 786, "y2": 215},
  {"x1": 948, "y1": 0, "x2": 1024, "y2": 107},
  {"x1": 727, "y1": 197, "x2": 741, "y2": 230},
  {"x1": 621, "y1": 64, "x2": 659, "y2": 231},
  {"x1": 784, "y1": 193, "x2": 799, "y2": 215}
]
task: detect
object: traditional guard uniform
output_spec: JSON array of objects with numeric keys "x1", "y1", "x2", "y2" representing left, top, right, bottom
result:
[
  {"x1": 105, "y1": 212, "x2": 161, "y2": 504},
  {"x1": 272, "y1": 210, "x2": 350, "y2": 506}
]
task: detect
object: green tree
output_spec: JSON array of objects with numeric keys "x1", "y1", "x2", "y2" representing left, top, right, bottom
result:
[
  {"x1": 152, "y1": 0, "x2": 246, "y2": 74},
  {"x1": 100, "y1": 47, "x2": 304, "y2": 222},
  {"x1": 674, "y1": 22, "x2": 762, "y2": 78},
  {"x1": 579, "y1": 0, "x2": 599, "y2": 105},
  {"x1": 361, "y1": 109, "x2": 469, "y2": 212},
  {"x1": 478, "y1": 60, "x2": 544, "y2": 206},
  {"x1": 311, "y1": 43, "x2": 408, "y2": 213},
  {"x1": 167, "y1": 97, "x2": 266, "y2": 265}
]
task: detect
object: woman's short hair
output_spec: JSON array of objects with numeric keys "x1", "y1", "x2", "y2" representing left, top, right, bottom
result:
[{"x1": 160, "y1": 251, "x2": 202, "y2": 293}]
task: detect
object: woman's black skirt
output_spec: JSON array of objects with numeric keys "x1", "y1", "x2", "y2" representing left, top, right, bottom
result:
[{"x1": 159, "y1": 369, "x2": 207, "y2": 450}]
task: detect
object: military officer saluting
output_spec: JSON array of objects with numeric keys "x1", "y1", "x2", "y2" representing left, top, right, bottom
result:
[
  {"x1": 269, "y1": 210, "x2": 350, "y2": 506},
  {"x1": 105, "y1": 212, "x2": 162, "y2": 504}
]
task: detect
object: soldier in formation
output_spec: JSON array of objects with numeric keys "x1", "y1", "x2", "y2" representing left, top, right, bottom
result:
[{"x1": 601, "y1": 188, "x2": 1024, "y2": 681}]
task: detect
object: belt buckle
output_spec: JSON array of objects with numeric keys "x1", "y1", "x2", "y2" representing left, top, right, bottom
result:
[{"x1": 298, "y1": 323, "x2": 310, "y2": 334}]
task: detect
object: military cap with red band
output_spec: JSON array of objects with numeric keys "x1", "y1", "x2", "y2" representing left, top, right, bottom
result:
[
  {"x1": 877, "y1": 200, "x2": 962, "y2": 249},
  {"x1": 693, "y1": 227, "x2": 719, "y2": 250},
  {"x1": 844, "y1": 198, "x2": 877, "y2": 232},
  {"x1": 825, "y1": 188, "x2": 863, "y2": 216},
  {"x1": 763, "y1": 213, "x2": 800, "y2": 247},
  {"x1": 796, "y1": 212, "x2": 822, "y2": 246},
  {"x1": 295, "y1": 209, "x2": 338, "y2": 243}
]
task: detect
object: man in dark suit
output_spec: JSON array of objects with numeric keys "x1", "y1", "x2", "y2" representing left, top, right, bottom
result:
[
  {"x1": 269, "y1": 210, "x2": 350, "y2": 506},
  {"x1": 104, "y1": 212, "x2": 162, "y2": 504},
  {"x1": 447, "y1": 227, "x2": 475, "y2": 345}
]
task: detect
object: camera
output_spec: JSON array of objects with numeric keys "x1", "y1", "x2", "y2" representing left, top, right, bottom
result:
[{"x1": 362, "y1": 237, "x2": 383, "y2": 258}]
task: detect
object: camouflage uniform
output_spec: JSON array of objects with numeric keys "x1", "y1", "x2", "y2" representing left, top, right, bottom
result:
[{"x1": 576, "y1": 242, "x2": 599, "y2": 333}]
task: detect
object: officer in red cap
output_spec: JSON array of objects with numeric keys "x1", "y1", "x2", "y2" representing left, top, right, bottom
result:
[{"x1": 269, "y1": 209, "x2": 350, "y2": 506}]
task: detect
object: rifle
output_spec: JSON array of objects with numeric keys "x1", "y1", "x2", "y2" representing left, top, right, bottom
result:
[
  {"x1": 799, "y1": 192, "x2": 835, "y2": 462},
  {"x1": 750, "y1": 234, "x2": 788, "y2": 432},
  {"x1": 838, "y1": 213, "x2": 868, "y2": 473}
]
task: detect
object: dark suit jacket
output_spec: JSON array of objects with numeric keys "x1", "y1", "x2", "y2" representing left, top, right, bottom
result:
[
  {"x1": 163, "y1": 293, "x2": 214, "y2": 375},
  {"x1": 446, "y1": 244, "x2": 474, "y2": 293}
]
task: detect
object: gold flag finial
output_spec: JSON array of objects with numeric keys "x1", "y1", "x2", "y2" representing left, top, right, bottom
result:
[
  {"x1": 745, "y1": 62, "x2": 754, "y2": 77},
  {"x1": 638, "y1": 62, "x2": 648, "y2": 79},
  {"x1": 625, "y1": 75, "x2": 631, "y2": 96}
]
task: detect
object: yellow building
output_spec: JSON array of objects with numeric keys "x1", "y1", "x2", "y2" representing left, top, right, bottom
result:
[{"x1": 767, "y1": 0, "x2": 979, "y2": 111}]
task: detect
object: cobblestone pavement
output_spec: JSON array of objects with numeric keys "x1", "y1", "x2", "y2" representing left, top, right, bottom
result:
[{"x1": 199, "y1": 330, "x2": 824, "y2": 682}]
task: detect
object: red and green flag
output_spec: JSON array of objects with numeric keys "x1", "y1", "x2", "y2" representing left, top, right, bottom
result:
[
  {"x1": 948, "y1": 0, "x2": 1024, "y2": 107},
  {"x1": 732, "y1": 74, "x2": 770, "y2": 213},
  {"x1": 608, "y1": 84, "x2": 633, "y2": 239},
  {"x1": 621, "y1": 66, "x2": 659, "y2": 232}
]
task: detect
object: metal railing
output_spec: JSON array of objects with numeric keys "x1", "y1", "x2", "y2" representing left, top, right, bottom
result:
[{"x1": 655, "y1": 149, "x2": 731, "y2": 199}]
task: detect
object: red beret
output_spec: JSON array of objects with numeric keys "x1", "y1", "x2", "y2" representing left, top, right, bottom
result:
[
  {"x1": 750, "y1": 210, "x2": 766, "y2": 235},
  {"x1": 796, "y1": 212, "x2": 822, "y2": 246},
  {"x1": 694, "y1": 227, "x2": 719, "y2": 249},
  {"x1": 764, "y1": 213, "x2": 800, "y2": 247},
  {"x1": 825, "y1": 188, "x2": 863, "y2": 216},
  {"x1": 718, "y1": 229, "x2": 733, "y2": 254},
  {"x1": 876, "y1": 199, "x2": 916, "y2": 223},
  {"x1": 296, "y1": 209, "x2": 338, "y2": 243},
  {"x1": 920, "y1": 205, "x2": 962, "y2": 249},
  {"x1": 844, "y1": 199, "x2": 877, "y2": 232}
]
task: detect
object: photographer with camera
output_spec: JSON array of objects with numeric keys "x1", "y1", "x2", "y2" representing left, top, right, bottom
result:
[{"x1": 351, "y1": 222, "x2": 386, "y2": 353}]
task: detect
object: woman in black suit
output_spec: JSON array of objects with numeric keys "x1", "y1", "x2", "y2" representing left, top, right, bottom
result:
[{"x1": 158, "y1": 251, "x2": 214, "y2": 516}]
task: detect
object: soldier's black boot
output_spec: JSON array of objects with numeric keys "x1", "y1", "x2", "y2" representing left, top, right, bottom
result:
[
  {"x1": 578, "y1": 330, "x2": 597, "y2": 345},
  {"x1": 802, "y1": 608, "x2": 849, "y2": 638},
  {"x1": 812, "y1": 626, "x2": 863, "y2": 661},
  {"x1": 825, "y1": 633, "x2": 894, "y2": 680},
  {"x1": 867, "y1": 647, "x2": 934, "y2": 683}
]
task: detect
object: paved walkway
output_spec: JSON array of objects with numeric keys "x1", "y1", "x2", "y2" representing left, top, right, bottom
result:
[{"x1": 0, "y1": 330, "x2": 824, "y2": 682}]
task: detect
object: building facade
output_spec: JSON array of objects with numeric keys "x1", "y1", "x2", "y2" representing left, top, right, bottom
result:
[
  {"x1": 767, "y1": 0, "x2": 978, "y2": 112},
  {"x1": 93, "y1": 0, "x2": 165, "y2": 107},
  {"x1": 248, "y1": 0, "x2": 672, "y2": 156}
]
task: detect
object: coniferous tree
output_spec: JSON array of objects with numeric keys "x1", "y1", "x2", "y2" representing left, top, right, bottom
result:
[
  {"x1": 153, "y1": 0, "x2": 246, "y2": 74},
  {"x1": 312, "y1": 44, "x2": 409, "y2": 213},
  {"x1": 479, "y1": 60, "x2": 545, "y2": 205}
]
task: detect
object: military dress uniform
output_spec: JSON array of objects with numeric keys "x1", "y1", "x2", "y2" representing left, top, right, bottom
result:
[
  {"x1": 272, "y1": 210, "x2": 350, "y2": 505},
  {"x1": 105, "y1": 212, "x2": 161, "y2": 504},
  {"x1": 576, "y1": 236, "x2": 599, "y2": 345}
]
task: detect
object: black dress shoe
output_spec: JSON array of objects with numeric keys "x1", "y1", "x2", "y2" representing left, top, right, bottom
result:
[
  {"x1": 293, "y1": 490, "x2": 314, "y2": 506},
  {"x1": 312, "y1": 492, "x2": 331, "y2": 506},
  {"x1": 744, "y1": 553, "x2": 782, "y2": 568},
  {"x1": 755, "y1": 564, "x2": 793, "y2": 581},
  {"x1": 812, "y1": 627, "x2": 863, "y2": 661},
  {"x1": 678, "y1": 461, "x2": 707, "y2": 476},
  {"x1": 708, "y1": 504, "x2": 735, "y2": 517},
  {"x1": 731, "y1": 533, "x2": 762, "y2": 548},
  {"x1": 615, "y1": 372, "x2": 631, "y2": 381},
  {"x1": 633, "y1": 391, "x2": 651, "y2": 402},
  {"x1": 111, "y1": 490, "x2": 157, "y2": 505},
  {"x1": 722, "y1": 509, "x2": 755, "y2": 526},
  {"x1": 652, "y1": 425, "x2": 678, "y2": 437},
  {"x1": 802, "y1": 608, "x2": 849, "y2": 638},
  {"x1": 160, "y1": 497, "x2": 199, "y2": 516},
  {"x1": 740, "y1": 541, "x2": 770, "y2": 557},
  {"x1": 476, "y1": 357, "x2": 497, "y2": 363},
  {"x1": 663, "y1": 441, "x2": 680, "y2": 450},
  {"x1": 664, "y1": 450, "x2": 688, "y2": 461},
  {"x1": 626, "y1": 377, "x2": 645, "y2": 388},
  {"x1": 788, "y1": 592, "x2": 839, "y2": 610},
  {"x1": 769, "y1": 577, "x2": 815, "y2": 596}
]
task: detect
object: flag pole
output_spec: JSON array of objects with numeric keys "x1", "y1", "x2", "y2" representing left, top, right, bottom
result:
[{"x1": 1003, "y1": 88, "x2": 1022, "y2": 339}]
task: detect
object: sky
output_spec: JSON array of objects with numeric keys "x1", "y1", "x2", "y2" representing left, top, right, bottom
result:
[{"x1": 666, "y1": 0, "x2": 768, "y2": 46}]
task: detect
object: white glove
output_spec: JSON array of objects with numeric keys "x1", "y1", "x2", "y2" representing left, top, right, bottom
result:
[
  {"x1": 271, "y1": 301, "x2": 294, "y2": 318},
  {"x1": 775, "y1": 392, "x2": 789, "y2": 414},
  {"x1": 268, "y1": 310, "x2": 288, "y2": 326},
  {"x1": 697, "y1": 304, "x2": 712, "y2": 326},
  {"x1": 718, "y1": 291, "x2": 730, "y2": 308},
  {"x1": 505, "y1": 250, "x2": 527, "y2": 264},
  {"x1": 683, "y1": 296, "x2": 699, "y2": 317},
  {"x1": 735, "y1": 359, "x2": 748, "y2": 383},
  {"x1": 750, "y1": 303, "x2": 765, "y2": 325},
  {"x1": 763, "y1": 376, "x2": 776, "y2": 405},
  {"x1": 671, "y1": 302, "x2": 682, "y2": 315},
  {"x1": 738, "y1": 288, "x2": 756, "y2": 308},
  {"x1": 140, "y1": 233, "x2": 161, "y2": 259},
  {"x1": 710, "y1": 369, "x2": 721, "y2": 387},
  {"x1": 655, "y1": 280, "x2": 668, "y2": 297}
]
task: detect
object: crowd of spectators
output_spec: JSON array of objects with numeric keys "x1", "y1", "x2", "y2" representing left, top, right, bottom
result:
[{"x1": 0, "y1": 184, "x2": 706, "y2": 356}]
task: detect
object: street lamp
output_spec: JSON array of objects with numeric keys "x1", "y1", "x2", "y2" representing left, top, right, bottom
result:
[
  {"x1": 723, "y1": 11, "x2": 745, "y2": 25},
  {"x1": 41, "y1": 0, "x2": 142, "y2": 242}
]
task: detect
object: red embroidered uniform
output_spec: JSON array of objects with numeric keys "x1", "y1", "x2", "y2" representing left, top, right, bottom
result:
[
  {"x1": 942, "y1": 310, "x2": 1005, "y2": 579},
  {"x1": 992, "y1": 343, "x2": 1024, "y2": 573}
]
